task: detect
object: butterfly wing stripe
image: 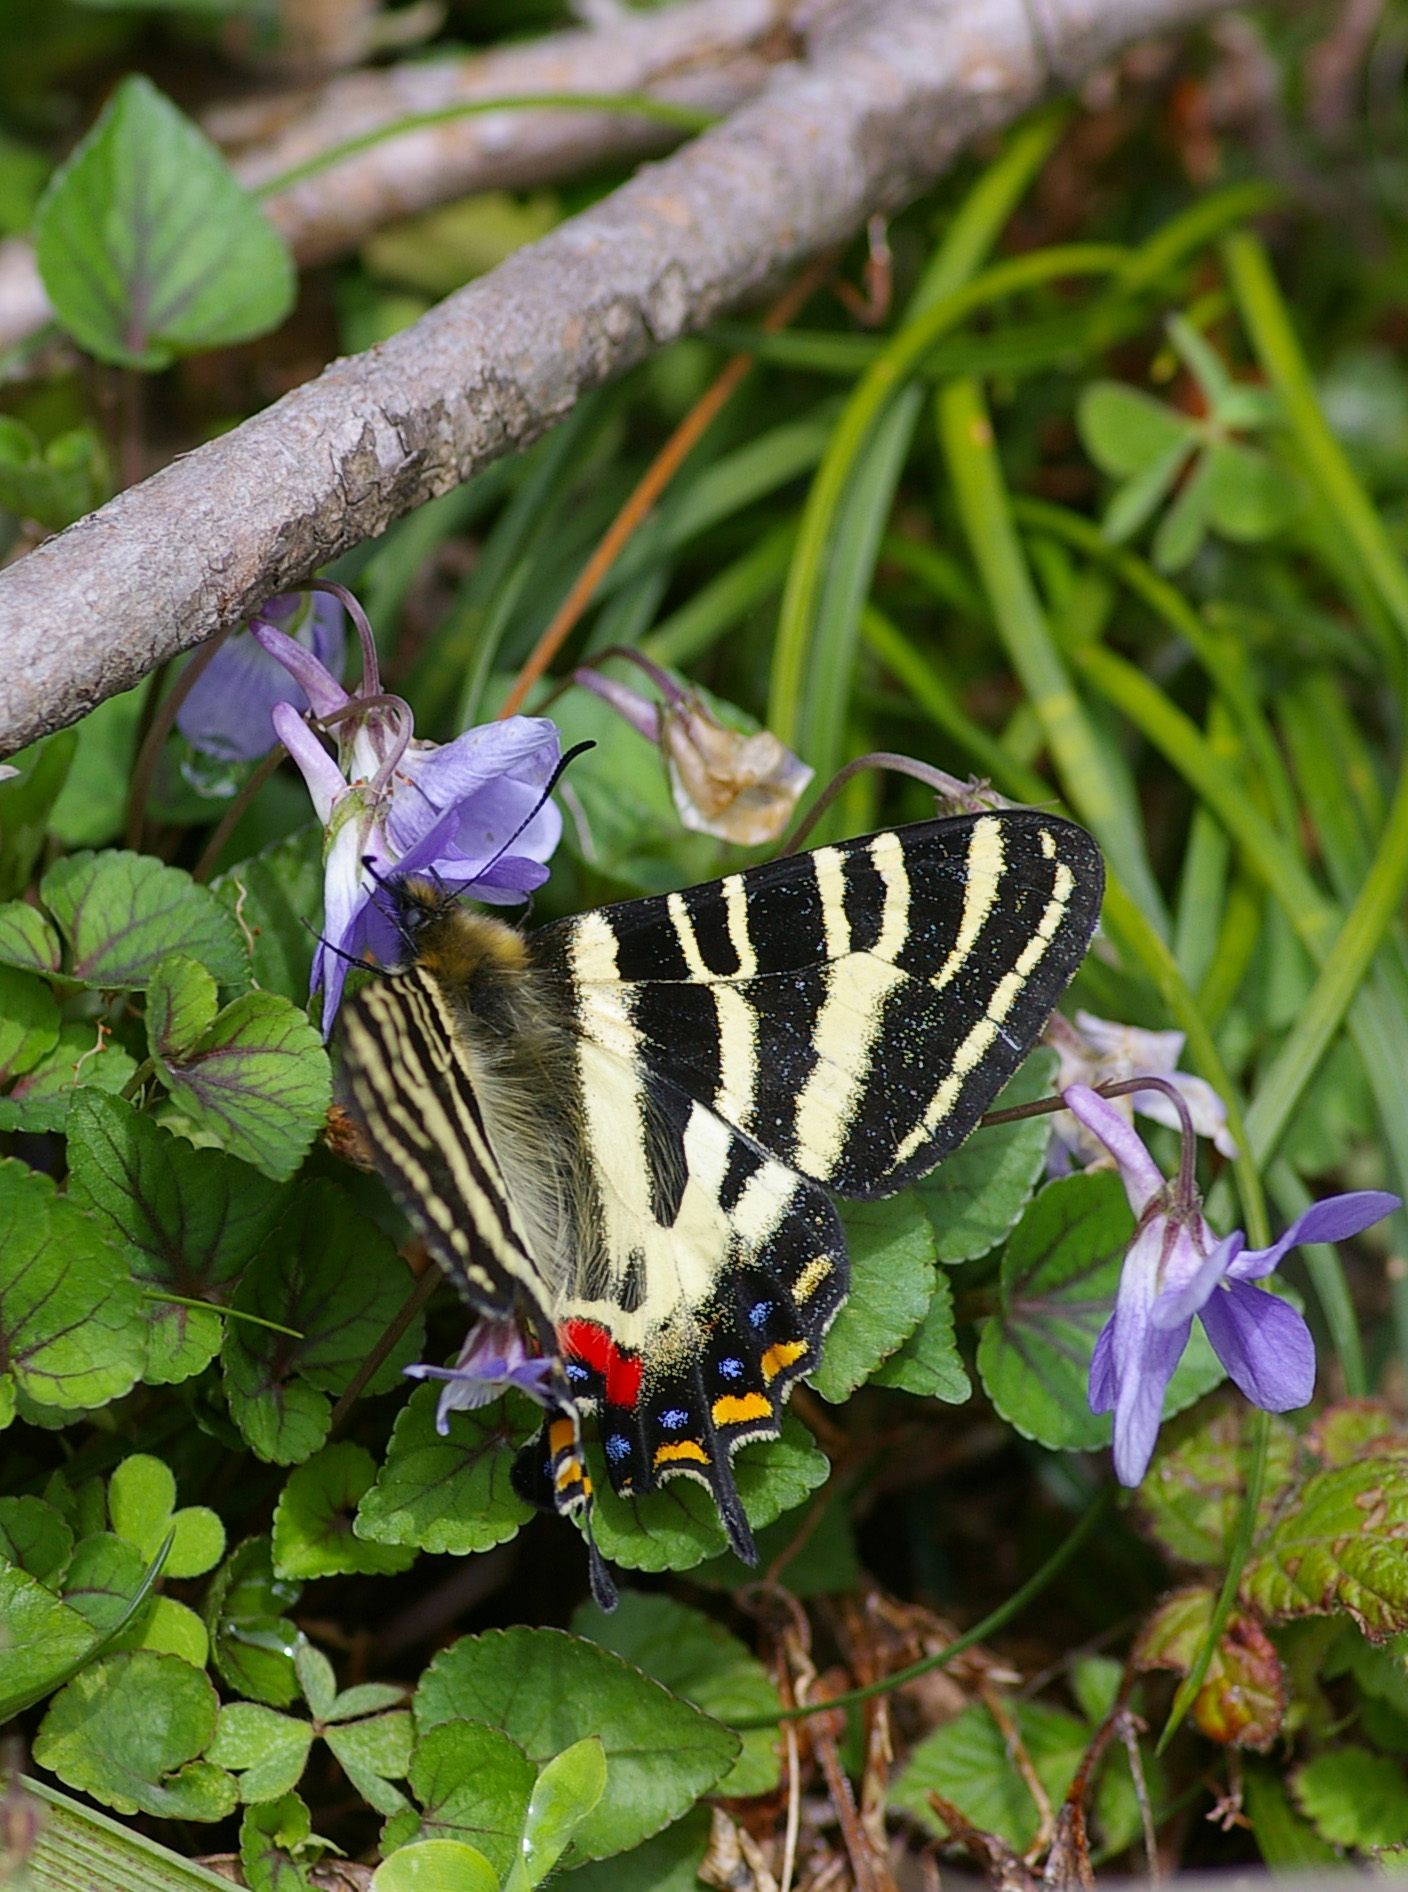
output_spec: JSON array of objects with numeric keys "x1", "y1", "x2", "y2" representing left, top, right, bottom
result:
[
  {"x1": 889, "y1": 856, "x2": 1078, "y2": 1171},
  {"x1": 929, "y1": 814, "x2": 1005, "y2": 993},
  {"x1": 343, "y1": 977, "x2": 541, "y2": 1294}
]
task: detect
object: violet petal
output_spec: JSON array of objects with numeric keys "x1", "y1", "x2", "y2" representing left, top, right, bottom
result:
[
  {"x1": 1227, "y1": 1190, "x2": 1401, "y2": 1280},
  {"x1": 1061, "y1": 1084, "x2": 1165, "y2": 1213},
  {"x1": 1198, "y1": 1281, "x2": 1316, "y2": 1411}
]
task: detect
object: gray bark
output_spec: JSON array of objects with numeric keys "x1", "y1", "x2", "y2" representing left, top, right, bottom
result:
[{"x1": 0, "y1": 0, "x2": 1234, "y2": 760}]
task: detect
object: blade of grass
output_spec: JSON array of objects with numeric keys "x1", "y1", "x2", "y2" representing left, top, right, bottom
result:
[
  {"x1": 1224, "y1": 228, "x2": 1408, "y2": 646},
  {"x1": 1158, "y1": 1409, "x2": 1270, "y2": 1752},
  {"x1": 643, "y1": 521, "x2": 795, "y2": 667},
  {"x1": 937, "y1": 377, "x2": 1168, "y2": 934},
  {"x1": 498, "y1": 256, "x2": 833, "y2": 719},
  {"x1": 255, "y1": 92, "x2": 718, "y2": 199},
  {"x1": 859, "y1": 603, "x2": 1051, "y2": 804}
]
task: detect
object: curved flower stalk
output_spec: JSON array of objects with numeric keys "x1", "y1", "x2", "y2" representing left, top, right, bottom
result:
[
  {"x1": 1066, "y1": 1082, "x2": 1398, "y2": 1486},
  {"x1": 251, "y1": 584, "x2": 562, "y2": 1031},
  {"x1": 177, "y1": 591, "x2": 347, "y2": 763}
]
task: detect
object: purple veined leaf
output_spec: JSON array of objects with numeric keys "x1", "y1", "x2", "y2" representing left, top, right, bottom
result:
[{"x1": 33, "y1": 75, "x2": 294, "y2": 371}]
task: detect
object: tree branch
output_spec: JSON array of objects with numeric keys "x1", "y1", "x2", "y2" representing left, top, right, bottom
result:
[{"x1": 0, "y1": 0, "x2": 1233, "y2": 760}]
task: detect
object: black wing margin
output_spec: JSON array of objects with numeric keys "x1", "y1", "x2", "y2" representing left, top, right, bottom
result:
[{"x1": 532, "y1": 810, "x2": 1103, "y2": 1200}]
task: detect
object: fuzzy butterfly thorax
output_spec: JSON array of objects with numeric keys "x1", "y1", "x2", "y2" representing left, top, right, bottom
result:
[{"x1": 339, "y1": 811, "x2": 1105, "y2": 1607}]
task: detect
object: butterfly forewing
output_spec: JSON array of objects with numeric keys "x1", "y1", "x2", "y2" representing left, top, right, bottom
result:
[{"x1": 534, "y1": 810, "x2": 1103, "y2": 1199}]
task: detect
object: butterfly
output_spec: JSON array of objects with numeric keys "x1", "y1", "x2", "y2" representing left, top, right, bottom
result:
[{"x1": 339, "y1": 808, "x2": 1103, "y2": 1606}]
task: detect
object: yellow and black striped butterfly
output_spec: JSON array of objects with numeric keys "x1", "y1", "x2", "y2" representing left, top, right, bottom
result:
[{"x1": 340, "y1": 809, "x2": 1103, "y2": 1604}]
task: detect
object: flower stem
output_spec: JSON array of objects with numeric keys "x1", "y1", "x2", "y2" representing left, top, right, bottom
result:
[
  {"x1": 729, "y1": 1485, "x2": 1114, "y2": 1730},
  {"x1": 123, "y1": 628, "x2": 233, "y2": 851},
  {"x1": 1157, "y1": 1408, "x2": 1269, "y2": 1754}
]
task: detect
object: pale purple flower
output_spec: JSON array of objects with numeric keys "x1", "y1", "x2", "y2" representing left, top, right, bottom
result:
[
  {"x1": 257, "y1": 584, "x2": 562, "y2": 1030},
  {"x1": 1067, "y1": 1083, "x2": 1397, "y2": 1486},
  {"x1": 177, "y1": 593, "x2": 346, "y2": 762},
  {"x1": 1048, "y1": 1010, "x2": 1238, "y2": 1166},
  {"x1": 405, "y1": 1317, "x2": 556, "y2": 1434}
]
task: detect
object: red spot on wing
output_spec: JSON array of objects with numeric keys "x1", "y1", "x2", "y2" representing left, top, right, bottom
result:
[{"x1": 561, "y1": 1318, "x2": 643, "y2": 1409}]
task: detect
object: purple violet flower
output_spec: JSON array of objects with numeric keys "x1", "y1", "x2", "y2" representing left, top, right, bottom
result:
[
  {"x1": 405, "y1": 1317, "x2": 557, "y2": 1433},
  {"x1": 256, "y1": 585, "x2": 562, "y2": 1031},
  {"x1": 1066, "y1": 1082, "x2": 1398, "y2": 1486},
  {"x1": 177, "y1": 592, "x2": 347, "y2": 762}
]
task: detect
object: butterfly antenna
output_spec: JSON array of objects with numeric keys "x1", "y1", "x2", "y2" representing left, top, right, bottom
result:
[
  {"x1": 474, "y1": 740, "x2": 595, "y2": 885},
  {"x1": 301, "y1": 918, "x2": 389, "y2": 978}
]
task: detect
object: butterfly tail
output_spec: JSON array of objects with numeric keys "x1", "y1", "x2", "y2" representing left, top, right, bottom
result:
[{"x1": 512, "y1": 1408, "x2": 619, "y2": 1611}]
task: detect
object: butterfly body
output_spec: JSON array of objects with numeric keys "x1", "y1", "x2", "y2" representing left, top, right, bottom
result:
[{"x1": 340, "y1": 810, "x2": 1104, "y2": 1594}]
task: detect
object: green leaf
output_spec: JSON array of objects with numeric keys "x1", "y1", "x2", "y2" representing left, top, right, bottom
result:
[
  {"x1": 917, "y1": 1048, "x2": 1058, "y2": 1264},
  {"x1": 356, "y1": 1387, "x2": 536, "y2": 1555},
  {"x1": 147, "y1": 954, "x2": 220, "y2": 1059},
  {"x1": 273, "y1": 1443, "x2": 418, "y2": 1579},
  {"x1": 587, "y1": 1414, "x2": 829, "y2": 1574},
  {"x1": 154, "y1": 988, "x2": 331, "y2": 1181},
  {"x1": 571, "y1": 1592, "x2": 780, "y2": 1796},
  {"x1": 0, "y1": 1159, "x2": 144, "y2": 1420},
  {"x1": 62, "y1": 1533, "x2": 150, "y2": 1633},
  {"x1": 209, "y1": 1702, "x2": 315, "y2": 1805},
  {"x1": 560, "y1": 1806, "x2": 711, "y2": 1892},
  {"x1": 372, "y1": 1840, "x2": 500, "y2": 1892},
  {"x1": 415, "y1": 1626, "x2": 739, "y2": 1860},
  {"x1": 1152, "y1": 450, "x2": 1215, "y2": 572},
  {"x1": 0, "y1": 964, "x2": 60, "y2": 1081},
  {"x1": 108, "y1": 1453, "x2": 226, "y2": 1577},
  {"x1": 126, "y1": 1595, "x2": 210, "y2": 1667},
  {"x1": 204, "y1": 1536, "x2": 304, "y2": 1708},
  {"x1": 0, "y1": 731, "x2": 78, "y2": 899},
  {"x1": 385, "y1": 1720, "x2": 537, "y2": 1875},
  {"x1": 0, "y1": 1493, "x2": 73, "y2": 1586},
  {"x1": 811, "y1": 1194, "x2": 936, "y2": 1402},
  {"x1": 213, "y1": 826, "x2": 323, "y2": 1004},
  {"x1": 1242, "y1": 1449, "x2": 1408, "y2": 1636},
  {"x1": 0, "y1": 898, "x2": 61, "y2": 975},
  {"x1": 0, "y1": 1020, "x2": 138, "y2": 1134},
  {"x1": 325, "y1": 1713, "x2": 415, "y2": 1816},
  {"x1": 34, "y1": 1650, "x2": 238, "y2": 1821},
  {"x1": 1077, "y1": 382, "x2": 1197, "y2": 477},
  {"x1": 67, "y1": 1090, "x2": 293, "y2": 1384},
  {"x1": 50, "y1": 686, "x2": 144, "y2": 851},
  {"x1": 223, "y1": 1182, "x2": 424, "y2": 1463},
  {"x1": 0, "y1": 416, "x2": 107, "y2": 530},
  {"x1": 241, "y1": 1792, "x2": 326, "y2": 1892},
  {"x1": 689, "y1": 1487, "x2": 860, "y2": 1598},
  {"x1": 1243, "y1": 1761, "x2": 1340, "y2": 1869},
  {"x1": 1134, "y1": 1586, "x2": 1285, "y2": 1749},
  {"x1": 0, "y1": 1563, "x2": 97, "y2": 1715},
  {"x1": 890, "y1": 1697, "x2": 1088, "y2": 1852},
  {"x1": 517, "y1": 1737, "x2": 608, "y2": 1887},
  {"x1": 39, "y1": 850, "x2": 248, "y2": 989},
  {"x1": 1292, "y1": 1748, "x2": 1408, "y2": 1850},
  {"x1": 295, "y1": 1642, "x2": 338, "y2": 1721},
  {"x1": 976, "y1": 1172, "x2": 1223, "y2": 1450},
  {"x1": 1102, "y1": 437, "x2": 1200, "y2": 545},
  {"x1": 1134, "y1": 1394, "x2": 1298, "y2": 1566},
  {"x1": 871, "y1": 1267, "x2": 969, "y2": 1401},
  {"x1": 33, "y1": 74, "x2": 295, "y2": 370},
  {"x1": 1203, "y1": 441, "x2": 1300, "y2": 541}
]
